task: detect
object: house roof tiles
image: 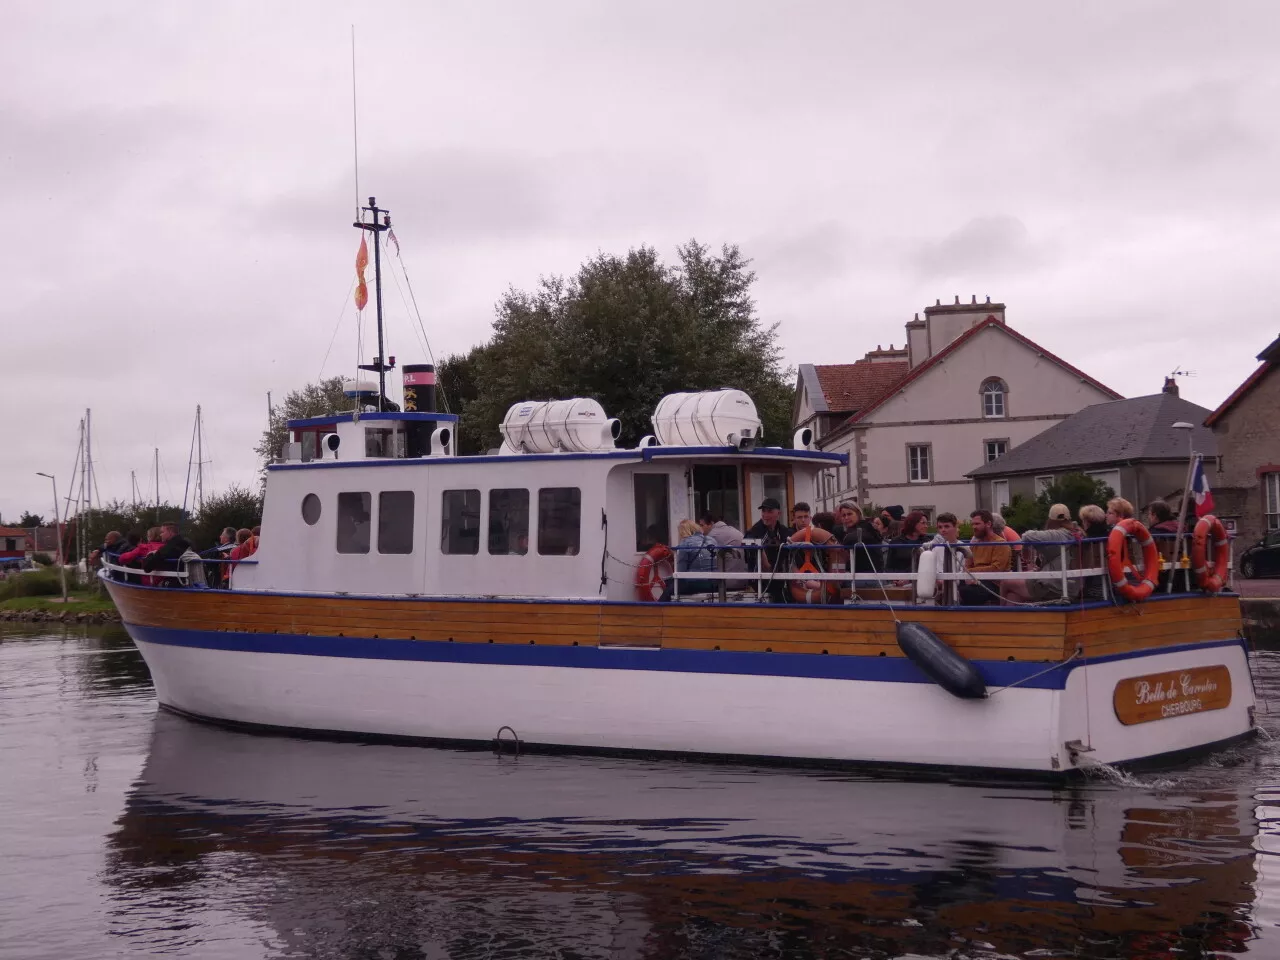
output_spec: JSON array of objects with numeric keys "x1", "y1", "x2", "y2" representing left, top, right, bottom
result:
[
  {"x1": 968, "y1": 392, "x2": 1217, "y2": 478},
  {"x1": 812, "y1": 361, "x2": 911, "y2": 415}
]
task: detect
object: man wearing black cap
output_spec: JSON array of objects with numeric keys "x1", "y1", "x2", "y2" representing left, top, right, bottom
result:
[{"x1": 746, "y1": 497, "x2": 793, "y2": 602}]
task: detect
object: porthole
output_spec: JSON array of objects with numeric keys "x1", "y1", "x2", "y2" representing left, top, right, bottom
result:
[{"x1": 301, "y1": 493, "x2": 322, "y2": 526}]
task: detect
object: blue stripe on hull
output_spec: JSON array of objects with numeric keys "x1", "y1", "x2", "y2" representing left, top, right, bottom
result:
[{"x1": 125, "y1": 624, "x2": 1247, "y2": 691}]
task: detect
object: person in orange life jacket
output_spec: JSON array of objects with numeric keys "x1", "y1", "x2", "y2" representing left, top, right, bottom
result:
[
  {"x1": 746, "y1": 497, "x2": 792, "y2": 602},
  {"x1": 959, "y1": 509, "x2": 1010, "y2": 606}
]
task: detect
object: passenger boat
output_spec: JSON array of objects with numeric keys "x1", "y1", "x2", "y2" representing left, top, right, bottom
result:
[{"x1": 100, "y1": 200, "x2": 1257, "y2": 777}]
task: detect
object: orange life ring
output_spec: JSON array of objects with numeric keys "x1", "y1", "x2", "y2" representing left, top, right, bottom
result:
[
  {"x1": 1191, "y1": 514, "x2": 1229, "y2": 594},
  {"x1": 789, "y1": 526, "x2": 838, "y2": 604},
  {"x1": 1106, "y1": 518, "x2": 1161, "y2": 603},
  {"x1": 635, "y1": 543, "x2": 674, "y2": 602}
]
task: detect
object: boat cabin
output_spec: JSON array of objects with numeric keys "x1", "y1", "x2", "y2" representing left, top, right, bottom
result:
[{"x1": 236, "y1": 391, "x2": 844, "y2": 601}]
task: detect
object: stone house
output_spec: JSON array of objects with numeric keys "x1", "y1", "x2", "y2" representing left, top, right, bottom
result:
[
  {"x1": 797, "y1": 298, "x2": 1119, "y2": 519},
  {"x1": 966, "y1": 379, "x2": 1215, "y2": 513},
  {"x1": 1204, "y1": 334, "x2": 1280, "y2": 546}
]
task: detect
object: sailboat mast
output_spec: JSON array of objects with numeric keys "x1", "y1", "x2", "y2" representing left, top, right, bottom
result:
[
  {"x1": 196, "y1": 404, "x2": 204, "y2": 514},
  {"x1": 354, "y1": 196, "x2": 393, "y2": 411},
  {"x1": 154, "y1": 448, "x2": 160, "y2": 523}
]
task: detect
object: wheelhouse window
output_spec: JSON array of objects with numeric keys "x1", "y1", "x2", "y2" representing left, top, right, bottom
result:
[
  {"x1": 981, "y1": 379, "x2": 1007, "y2": 418},
  {"x1": 441, "y1": 489, "x2": 481, "y2": 555},
  {"x1": 336, "y1": 492, "x2": 371, "y2": 554},
  {"x1": 984, "y1": 439, "x2": 1008, "y2": 463},
  {"x1": 538, "y1": 487, "x2": 581, "y2": 556},
  {"x1": 378, "y1": 491, "x2": 415, "y2": 554},
  {"x1": 907, "y1": 444, "x2": 931, "y2": 483},
  {"x1": 1265, "y1": 472, "x2": 1280, "y2": 530},
  {"x1": 633, "y1": 474, "x2": 670, "y2": 551},
  {"x1": 488, "y1": 488, "x2": 530, "y2": 555}
]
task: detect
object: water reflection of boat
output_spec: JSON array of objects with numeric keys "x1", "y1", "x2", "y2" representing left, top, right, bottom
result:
[{"x1": 106, "y1": 712, "x2": 1260, "y2": 958}]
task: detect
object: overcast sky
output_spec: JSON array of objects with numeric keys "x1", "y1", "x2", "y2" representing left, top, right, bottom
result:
[{"x1": 3, "y1": 2, "x2": 1277, "y2": 523}]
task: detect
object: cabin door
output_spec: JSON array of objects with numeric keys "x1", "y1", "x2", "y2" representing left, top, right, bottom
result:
[
  {"x1": 745, "y1": 468, "x2": 790, "y2": 527},
  {"x1": 691, "y1": 465, "x2": 743, "y2": 530}
]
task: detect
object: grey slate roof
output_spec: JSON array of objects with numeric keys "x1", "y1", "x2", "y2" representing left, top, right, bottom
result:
[{"x1": 968, "y1": 392, "x2": 1218, "y2": 478}]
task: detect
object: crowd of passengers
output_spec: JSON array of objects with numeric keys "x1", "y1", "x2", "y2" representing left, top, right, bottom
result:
[
  {"x1": 659, "y1": 495, "x2": 1189, "y2": 606},
  {"x1": 92, "y1": 523, "x2": 260, "y2": 587}
]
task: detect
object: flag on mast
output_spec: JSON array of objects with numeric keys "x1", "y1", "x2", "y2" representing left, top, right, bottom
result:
[
  {"x1": 1191, "y1": 455, "x2": 1215, "y2": 518},
  {"x1": 354, "y1": 235, "x2": 369, "y2": 311}
]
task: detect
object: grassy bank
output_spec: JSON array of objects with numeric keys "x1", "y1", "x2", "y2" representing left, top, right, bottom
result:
[{"x1": 0, "y1": 569, "x2": 119, "y2": 620}]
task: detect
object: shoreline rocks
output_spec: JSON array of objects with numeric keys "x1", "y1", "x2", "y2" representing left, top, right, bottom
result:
[{"x1": 0, "y1": 608, "x2": 121, "y2": 624}]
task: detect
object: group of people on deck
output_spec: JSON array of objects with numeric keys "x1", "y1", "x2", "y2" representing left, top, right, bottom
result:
[
  {"x1": 666, "y1": 493, "x2": 1182, "y2": 606},
  {"x1": 93, "y1": 524, "x2": 260, "y2": 587}
]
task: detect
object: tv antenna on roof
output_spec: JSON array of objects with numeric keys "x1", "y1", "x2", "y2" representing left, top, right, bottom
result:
[{"x1": 1169, "y1": 367, "x2": 1197, "y2": 378}]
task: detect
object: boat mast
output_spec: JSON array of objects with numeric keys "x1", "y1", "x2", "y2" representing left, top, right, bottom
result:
[
  {"x1": 154, "y1": 447, "x2": 160, "y2": 523},
  {"x1": 196, "y1": 404, "x2": 205, "y2": 515},
  {"x1": 354, "y1": 196, "x2": 394, "y2": 411}
]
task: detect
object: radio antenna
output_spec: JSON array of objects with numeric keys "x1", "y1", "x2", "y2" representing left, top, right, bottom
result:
[{"x1": 350, "y1": 25, "x2": 361, "y2": 220}]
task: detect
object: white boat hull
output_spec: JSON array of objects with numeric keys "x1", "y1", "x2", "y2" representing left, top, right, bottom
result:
[{"x1": 131, "y1": 631, "x2": 1255, "y2": 775}]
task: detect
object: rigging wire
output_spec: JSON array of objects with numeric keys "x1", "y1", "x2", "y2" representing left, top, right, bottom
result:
[
  {"x1": 318, "y1": 277, "x2": 358, "y2": 380},
  {"x1": 383, "y1": 232, "x2": 452, "y2": 413}
]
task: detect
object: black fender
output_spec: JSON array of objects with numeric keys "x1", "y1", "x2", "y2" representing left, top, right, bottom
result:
[{"x1": 896, "y1": 621, "x2": 987, "y2": 699}]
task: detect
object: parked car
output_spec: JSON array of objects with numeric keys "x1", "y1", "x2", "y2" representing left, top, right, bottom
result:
[{"x1": 1239, "y1": 530, "x2": 1280, "y2": 579}]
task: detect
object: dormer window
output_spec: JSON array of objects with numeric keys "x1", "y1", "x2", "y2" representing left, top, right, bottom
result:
[{"x1": 981, "y1": 379, "x2": 1007, "y2": 418}]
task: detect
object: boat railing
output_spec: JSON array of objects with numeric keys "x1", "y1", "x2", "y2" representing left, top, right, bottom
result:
[
  {"x1": 99, "y1": 556, "x2": 258, "y2": 589},
  {"x1": 666, "y1": 534, "x2": 1232, "y2": 606}
]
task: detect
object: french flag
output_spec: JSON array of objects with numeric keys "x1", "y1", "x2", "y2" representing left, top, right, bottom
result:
[{"x1": 1191, "y1": 456, "x2": 1215, "y2": 518}]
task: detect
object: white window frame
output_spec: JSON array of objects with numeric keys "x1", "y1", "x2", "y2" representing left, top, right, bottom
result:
[
  {"x1": 1265, "y1": 472, "x2": 1280, "y2": 531},
  {"x1": 1035, "y1": 475, "x2": 1054, "y2": 495},
  {"x1": 981, "y1": 379, "x2": 1008, "y2": 419},
  {"x1": 907, "y1": 444, "x2": 932, "y2": 483},
  {"x1": 984, "y1": 439, "x2": 1008, "y2": 463},
  {"x1": 1086, "y1": 469, "x2": 1121, "y2": 498},
  {"x1": 991, "y1": 479, "x2": 1011, "y2": 512}
]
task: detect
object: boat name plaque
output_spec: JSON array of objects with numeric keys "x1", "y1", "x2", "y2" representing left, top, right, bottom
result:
[{"x1": 1112, "y1": 665, "x2": 1232, "y2": 726}]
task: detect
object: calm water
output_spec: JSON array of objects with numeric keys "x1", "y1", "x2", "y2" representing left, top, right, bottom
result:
[{"x1": 4, "y1": 627, "x2": 1280, "y2": 959}]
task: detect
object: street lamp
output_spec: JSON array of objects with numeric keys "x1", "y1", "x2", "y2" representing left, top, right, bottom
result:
[
  {"x1": 34, "y1": 472, "x2": 68, "y2": 603},
  {"x1": 1170, "y1": 422, "x2": 1196, "y2": 593}
]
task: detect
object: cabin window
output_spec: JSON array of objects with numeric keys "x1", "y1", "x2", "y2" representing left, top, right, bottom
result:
[
  {"x1": 538, "y1": 487, "x2": 581, "y2": 556},
  {"x1": 336, "y1": 492, "x2": 371, "y2": 554},
  {"x1": 378, "y1": 491, "x2": 415, "y2": 554},
  {"x1": 441, "y1": 489, "x2": 481, "y2": 555},
  {"x1": 488, "y1": 488, "x2": 530, "y2": 555},
  {"x1": 633, "y1": 474, "x2": 670, "y2": 551},
  {"x1": 301, "y1": 493, "x2": 322, "y2": 525},
  {"x1": 365, "y1": 426, "x2": 405, "y2": 459}
]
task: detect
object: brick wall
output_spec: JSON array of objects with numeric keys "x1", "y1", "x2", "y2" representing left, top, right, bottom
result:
[{"x1": 1212, "y1": 363, "x2": 1280, "y2": 547}]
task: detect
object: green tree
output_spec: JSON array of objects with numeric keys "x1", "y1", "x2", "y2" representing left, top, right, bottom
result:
[
  {"x1": 440, "y1": 241, "x2": 794, "y2": 454},
  {"x1": 255, "y1": 377, "x2": 351, "y2": 471},
  {"x1": 187, "y1": 484, "x2": 263, "y2": 548},
  {"x1": 18, "y1": 512, "x2": 44, "y2": 527},
  {"x1": 1002, "y1": 472, "x2": 1115, "y2": 531}
]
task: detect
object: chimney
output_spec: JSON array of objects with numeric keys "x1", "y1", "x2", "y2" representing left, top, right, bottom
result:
[{"x1": 1162, "y1": 376, "x2": 1179, "y2": 397}]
